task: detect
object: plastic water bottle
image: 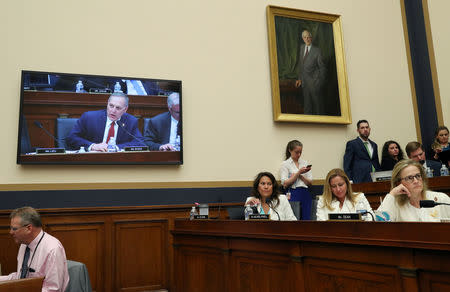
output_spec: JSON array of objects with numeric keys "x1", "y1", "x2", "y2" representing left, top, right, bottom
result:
[
  {"x1": 440, "y1": 164, "x2": 449, "y2": 176},
  {"x1": 426, "y1": 167, "x2": 433, "y2": 178},
  {"x1": 174, "y1": 135, "x2": 181, "y2": 151},
  {"x1": 114, "y1": 82, "x2": 122, "y2": 93},
  {"x1": 244, "y1": 205, "x2": 253, "y2": 220},
  {"x1": 107, "y1": 137, "x2": 118, "y2": 152},
  {"x1": 189, "y1": 206, "x2": 197, "y2": 220},
  {"x1": 75, "y1": 80, "x2": 84, "y2": 93},
  {"x1": 356, "y1": 201, "x2": 368, "y2": 221}
]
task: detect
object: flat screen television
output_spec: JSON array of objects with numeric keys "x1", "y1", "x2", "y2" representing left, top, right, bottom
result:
[{"x1": 17, "y1": 70, "x2": 183, "y2": 165}]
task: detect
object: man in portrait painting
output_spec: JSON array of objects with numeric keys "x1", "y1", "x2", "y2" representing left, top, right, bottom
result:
[{"x1": 295, "y1": 30, "x2": 327, "y2": 115}]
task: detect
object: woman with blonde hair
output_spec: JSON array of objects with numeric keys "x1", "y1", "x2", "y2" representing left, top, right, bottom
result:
[
  {"x1": 316, "y1": 168, "x2": 372, "y2": 221},
  {"x1": 377, "y1": 159, "x2": 450, "y2": 221}
]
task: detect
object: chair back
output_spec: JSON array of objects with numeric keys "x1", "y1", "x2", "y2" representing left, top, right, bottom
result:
[
  {"x1": 227, "y1": 206, "x2": 245, "y2": 220},
  {"x1": 289, "y1": 201, "x2": 301, "y2": 220},
  {"x1": 143, "y1": 118, "x2": 152, "y2": 135},
  {"x1": 56, "y1": 118, "x2": 78, "y2": 149},
  {"x1": 65, "y1": 260, "x2": 92, "y2": 292}
]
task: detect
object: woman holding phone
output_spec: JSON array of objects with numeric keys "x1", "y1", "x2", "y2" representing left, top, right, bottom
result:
[{"x1": 280, "y1": 140, "x2": 313, "y2": 220}]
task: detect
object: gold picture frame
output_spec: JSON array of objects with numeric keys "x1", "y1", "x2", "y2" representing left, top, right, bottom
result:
[{"x1": 267, "y1": 5, "x2": 351, "y2": 124}]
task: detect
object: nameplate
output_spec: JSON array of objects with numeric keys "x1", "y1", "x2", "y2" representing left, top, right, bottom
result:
[
  {"x1": 193, "y1": 215, "x2": 208, "y2": 219},
  {"x1": 36, "y1": 148, "x2": 65, "y2": 154},
  {"x1": 89, "y1": 88, "x2": 112, "y2": 94},
  {"x1": 328, "y1": 213, "x2": 361, "y2": 221},
  {"x1": 249, "y1": 214, "x2": 270, "y2": 220},
  {"x1": 124, "y1": 146, "x2": 149, "y2": 152}
]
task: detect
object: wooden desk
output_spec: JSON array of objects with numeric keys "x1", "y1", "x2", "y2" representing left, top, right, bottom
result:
[
  {"x1": 0, "y1": 277, "x2": 44, "y2": 292},
  {"x1": 172, "y1": 220, "x2": 450, "y2": 292},
  {"x1": 19, "y1": 151, "x2": 181, "y2": 164},
  {"x1": 352, "y1": 176, "x2": 450, "y2": 209}
]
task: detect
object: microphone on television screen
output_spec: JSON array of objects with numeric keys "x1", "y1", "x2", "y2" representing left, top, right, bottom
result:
[
  {"x1": 420, "y1": 200, "x2": 450, "y2": 208},
  {"x1": 33, "y1": 121, "x2": 61, "y2": 145},
  {"x1": 117, "y1": 121, "x2": 147, "y2": 146}
]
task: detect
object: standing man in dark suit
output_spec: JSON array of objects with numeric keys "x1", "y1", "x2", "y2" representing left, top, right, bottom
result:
[
  {"x1": 295, "y1": 30, "x2": 326, "y2": 115},
  {"x1": 144, "y1": 92, "x2": 180, "y2": 151},
  {"x1": 344, "y1": 120, "x2": 381, "y2": 183},
  {"x1": 405, "y1": 141, "x2": 442, "y2": 176},
  {"x1": 66, "y1": 92, "x2": 145, "y2": 151}
]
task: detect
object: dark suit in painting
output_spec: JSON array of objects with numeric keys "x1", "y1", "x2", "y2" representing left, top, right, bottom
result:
[{"x1": 297, "y1": 44, "x2": 326, "y2": 115}]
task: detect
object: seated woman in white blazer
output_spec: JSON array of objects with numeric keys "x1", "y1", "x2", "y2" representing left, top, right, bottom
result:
[
  {"x1": 377, "y1": 159, "x2": 450, "y2": 221},
  {"x1": 316, "y1": 168, "x2": 373, "y2": 221},
  {"x1": 245, "y1": 172, "x2": 297, "y2": 221}
]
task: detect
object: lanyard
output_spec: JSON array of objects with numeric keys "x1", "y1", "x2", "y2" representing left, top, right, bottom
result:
[{"x1": 25, "y1": 232, "x2": 45, "y2": 277}]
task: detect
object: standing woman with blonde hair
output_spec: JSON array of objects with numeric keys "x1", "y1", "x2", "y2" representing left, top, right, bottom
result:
[
  {"x1": 316, "y1": 168, "x2": 373, "y2": 221},
  {"x1": 280, "y1": 140, "x2": 313, "y2": 220}
]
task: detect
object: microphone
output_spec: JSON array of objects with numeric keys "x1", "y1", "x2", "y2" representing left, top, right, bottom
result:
[
  {"x1": 34, "y1": 121, "x2": 61, "y2": 146},
  {"x1": 420, "y1": 200, "x2": 450, "y2": 208},
  {"x1": 116, "y1": 121, "x2": 147, "y2": 146},
  {"x1": 359, "y1": 210, "x2": 375, "y2": 221},
  {"x1": 266, "y1": 198, "x2": 280, "y2": 221}
]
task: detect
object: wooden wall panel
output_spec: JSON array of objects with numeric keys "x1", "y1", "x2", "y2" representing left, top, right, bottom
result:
[
  {"x1": 45, "y1": 222, "x2": 105, "y2": 292},
  {"x1": 419, "y1": 271, "x2": 450, "y2": 292},
  {"x1": 0, "y1": 225, "x2": 19, "y2": 276},
  {"x1": 304, "y1": 258, "x2": 401, "y2": 292},
  {"x1": 174, "y1": 247, "x2": 226, "y2": 292},
  {"x1": 113, "y1": 219, "x2": 168, "y2": 292},
  {"x1": 232, "y1": 253, "x2": 290, "y2": 292}
]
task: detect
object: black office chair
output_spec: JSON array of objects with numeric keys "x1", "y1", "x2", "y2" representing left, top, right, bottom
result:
[
  {"x1": 227, "y1": 206, "x2": 245, "y2": 220},
  {"x1": 55, "y1": 118, "x2": 78, "y2": 149},
  {"x1": 20, "y1": 115, "x2": 33, "y2": 153},
  {"x1": 289, "y1": 201, "x2": 301, "y2": 220},
  {"x1": 143, "y1": 117, "x2": 151, "y2": 135}
]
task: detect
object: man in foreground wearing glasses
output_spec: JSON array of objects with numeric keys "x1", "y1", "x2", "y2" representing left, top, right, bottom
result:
[
  {"x1": 377, "y1": 160, "x2": 450, "y2": 221},
  {"x1": 0, "y1": 207, "x2": 69, "y2": 291}
]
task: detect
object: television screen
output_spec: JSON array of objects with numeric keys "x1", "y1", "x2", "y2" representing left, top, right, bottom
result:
[{"x1": 17, "y1": 70, "x2": 183, "y2": 165}]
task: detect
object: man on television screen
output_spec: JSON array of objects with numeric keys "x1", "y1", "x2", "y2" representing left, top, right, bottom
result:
[
  {"x1": 144, "y1": 92, "x2": 181, "y2": 151},
  {"x1": 66, "y1": 92, "x2": 145, "y2": 151}
]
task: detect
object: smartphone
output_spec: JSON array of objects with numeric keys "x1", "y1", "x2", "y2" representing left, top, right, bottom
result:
[{"x1": 306, "y1": 164, "x2": 312, "y2": 168}]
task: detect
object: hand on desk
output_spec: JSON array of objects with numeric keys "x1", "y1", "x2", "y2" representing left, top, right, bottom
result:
[
  {"x1": 91, "y1": 143, "x2": 108, "y2": 152},
  {"x1": 159, "y1": 143, "x2": 175, "y2": 151}
]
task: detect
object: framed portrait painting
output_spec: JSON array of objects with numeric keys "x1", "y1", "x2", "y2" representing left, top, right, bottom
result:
[{"x1": 267, "y1": 5, "x2": 351, "y2": 124}]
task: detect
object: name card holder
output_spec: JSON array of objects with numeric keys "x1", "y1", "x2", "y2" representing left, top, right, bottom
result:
[
  {"x1": 249, "y1": 214, "x2": 270, "y2": 220},
  {"x1": 36, "y1": 148, "x2": 65, "y2": 154},
  {"x1": 328, "y1": 213, "x2": 361, "y2": 221},
  {"x1": 193, "y1": 215, "x2": 209, "y2": 219},
  {"x1": 124, "y1": 146, "x2": 149, "y2": 152}
]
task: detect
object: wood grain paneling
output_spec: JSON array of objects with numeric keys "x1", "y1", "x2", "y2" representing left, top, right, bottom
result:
[
  {"x1": 233, "y1": 253, "x2": 290, "y2": 292},
  {"x1": 419, "y1": 271, "x2": 450, "y2": 292},
  {"x1": 45, "y1": 222, "x2": 105, "y2": 292},
  {"x1": 175, "y1": 247, "x2": 226, "y2": 292},
  {"x1": 304, "y1": 258, "x2": 401, "y2": 292},
  {"x1": 173, "y1": 220, "x2": 450, "y2": 292},
  {"x1": 113, "y1": 219, "x2": 168, "y2": 292},
  {"x1": 0, "y1": 225, "x2": 19, "y2": 276}
]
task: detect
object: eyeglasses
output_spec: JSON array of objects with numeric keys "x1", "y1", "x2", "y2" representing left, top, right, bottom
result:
[
  {"x1": 401, "y1": 173, "x2": 422, "y2": 183},
  {"x1": 10, "y1": 224, "x2": 30, "y2": 231}
]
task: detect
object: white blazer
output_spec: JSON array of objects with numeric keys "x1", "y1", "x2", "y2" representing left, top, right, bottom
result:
[{"x1": 245, "y1": 195, "x2": 297, "y2": 221}]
